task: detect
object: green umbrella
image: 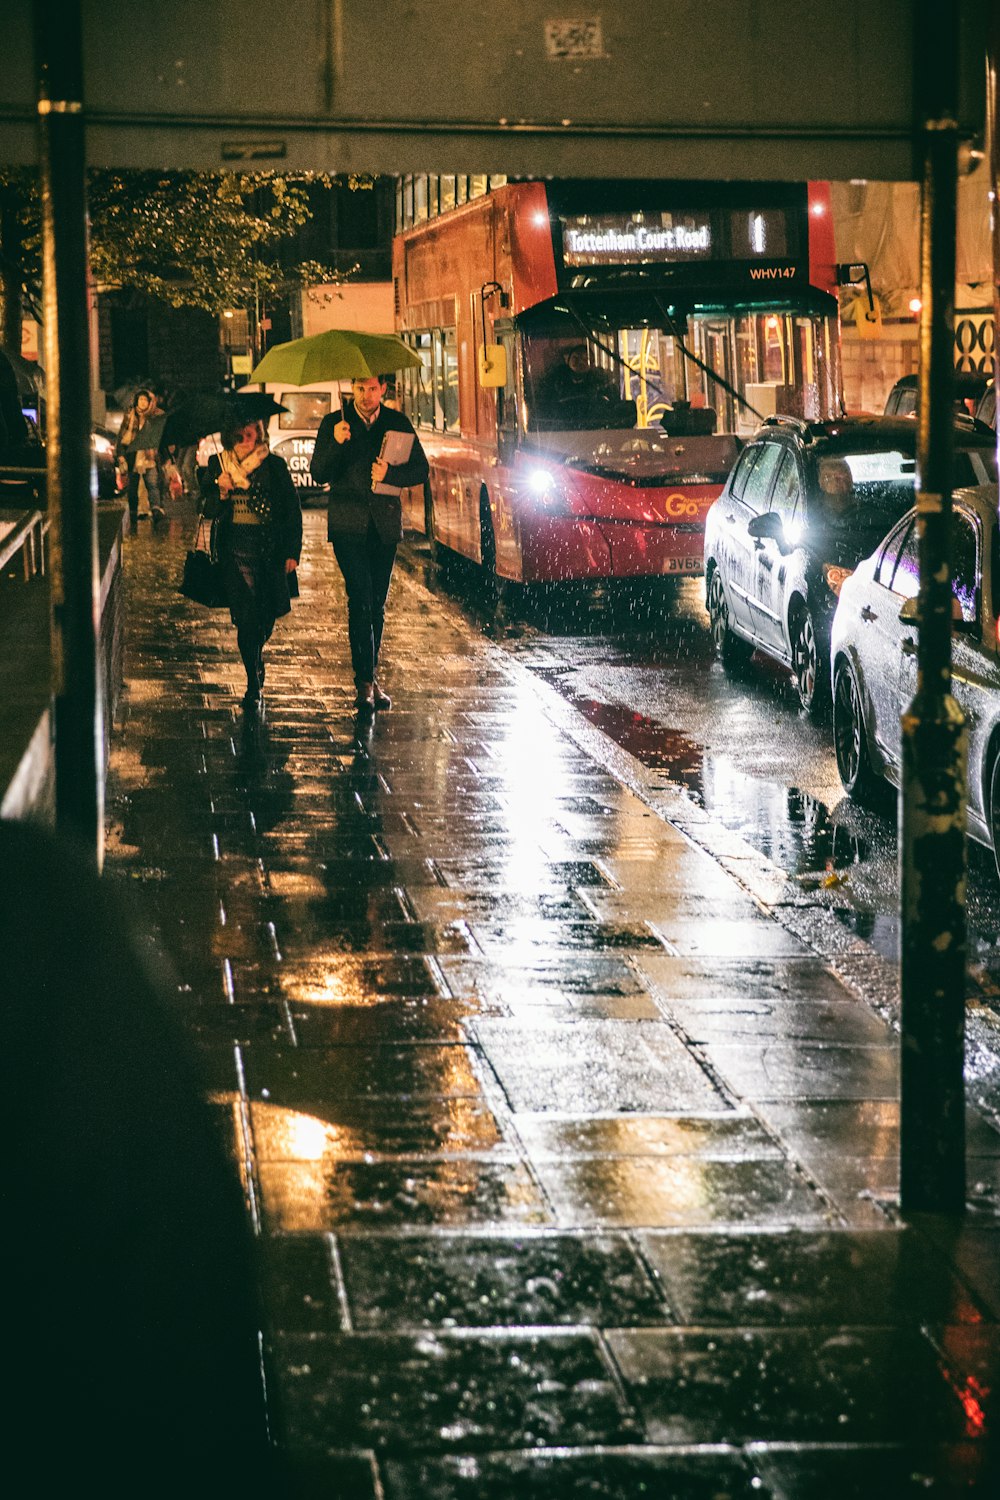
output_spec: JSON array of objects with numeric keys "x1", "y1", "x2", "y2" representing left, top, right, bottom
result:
[{"x1": 249, "y1": 329, "x2": 422, "y2": 386}]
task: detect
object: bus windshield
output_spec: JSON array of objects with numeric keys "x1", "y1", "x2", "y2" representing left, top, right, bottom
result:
[{"x1": 521, "y1": 306, "x2": 836, "y2": 447}]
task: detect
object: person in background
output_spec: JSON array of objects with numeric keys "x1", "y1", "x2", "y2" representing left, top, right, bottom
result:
[
  {"x1": 0, "y1": 349, "x2": 45, "y2": 504},
  {"x1": 116, "y1": 387, "x2": 166, "y2": 528},
  {"x1": 383, "y1": 376, "x2": 402, "y2": 412},
  {"x1": 310, "y1": 373, "x2": 428, "y2": 715},
  {"x1": 161, "y1": 386, "x2": 200, "y2": 500},
  {"x1": 199, "y1": 418, "x2": 302, "y2": 710},
  {"x1": 0, "y1": 346, "x2": 31, "y2": 460}
]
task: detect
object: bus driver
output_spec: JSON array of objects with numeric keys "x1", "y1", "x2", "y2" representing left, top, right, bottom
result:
[{"x1": 536, "y1": 343, "x2": 620, "y2": 421}]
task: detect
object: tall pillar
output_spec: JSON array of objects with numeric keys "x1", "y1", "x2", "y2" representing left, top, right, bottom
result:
[
  {"x1": 899, "y1": 0, "x2": 966, "y2": 1215},
  {"x1": 34, "y1": 0, "x2": 103, "y2": 864}
]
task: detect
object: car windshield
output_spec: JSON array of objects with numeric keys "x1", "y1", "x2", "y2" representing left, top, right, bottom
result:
[{"x1": 810, "y1": 442, "x2": 997, "y2": 534}]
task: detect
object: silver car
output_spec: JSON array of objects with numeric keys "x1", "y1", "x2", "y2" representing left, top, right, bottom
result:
[{"x1": 830, "y1": 483, "x2": 1000, "y2": 874}]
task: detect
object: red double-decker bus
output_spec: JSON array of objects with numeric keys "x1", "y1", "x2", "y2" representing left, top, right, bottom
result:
[{"x1": 393, "y1": 177, "x2": 842, "y2": 589}]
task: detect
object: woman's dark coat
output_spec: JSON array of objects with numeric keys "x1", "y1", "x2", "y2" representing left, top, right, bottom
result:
[{"x1": 200, "y1": 452, "x2": 303, "y2": 617}]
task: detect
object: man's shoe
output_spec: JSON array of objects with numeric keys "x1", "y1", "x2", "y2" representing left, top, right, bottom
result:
[
  {"x1": 355, "y1": 681, "x2": 376, "y2": 714},
  {"x1": 152, "y1": 507, "x2": 166, "y2": 526},
  {"x1": 372, "y1": 681, "x2": 391, "y2": 710}
]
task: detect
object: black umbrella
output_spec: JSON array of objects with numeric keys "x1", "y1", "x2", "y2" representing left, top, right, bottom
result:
[
  {"x1": 159, "y1": 391, "x2": 287, "y2": 452},
  {"x1": 2, "y1": 347, "x2": 45, "y2": 401}
]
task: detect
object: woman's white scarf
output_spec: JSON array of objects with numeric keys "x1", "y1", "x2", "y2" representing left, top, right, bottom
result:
[{"x1": 219, "y1": 442, "x2": 269, "y2": 490}]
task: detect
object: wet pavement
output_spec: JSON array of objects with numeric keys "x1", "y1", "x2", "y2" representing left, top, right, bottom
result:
[
  {"x1": 106, "y1": 510, "x2": 1000, "y2": 1496},
  {"x1": 453, "y1": 566, "x2": 1000, "y2": 950}
]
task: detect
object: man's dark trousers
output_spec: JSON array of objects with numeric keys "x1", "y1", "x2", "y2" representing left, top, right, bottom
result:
[{"x1": 332, "y1": 519, "x2": 397, "y2": 687}]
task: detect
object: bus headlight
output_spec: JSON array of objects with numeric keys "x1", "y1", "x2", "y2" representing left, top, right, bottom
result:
[
  {"x1": 525, "y1": 467, "x2": 573, "y2": 513},
  {"x1": 527, "y1": 467, "x2": 556, "y2": 497}
]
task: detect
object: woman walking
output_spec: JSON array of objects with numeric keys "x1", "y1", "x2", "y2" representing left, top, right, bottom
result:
[
  {"x1": 116, "y1": 387, "x2": 166, "y2": 528},
  {"x1": 199, "y1": 419, "x2": 302, "y2": 709}
]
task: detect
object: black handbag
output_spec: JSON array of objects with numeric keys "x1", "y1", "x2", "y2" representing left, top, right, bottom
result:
[{"x1": 178, "y1": 518, "x2": 227, "y2": 607}]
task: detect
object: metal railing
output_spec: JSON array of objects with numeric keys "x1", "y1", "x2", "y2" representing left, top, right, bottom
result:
[{"x1": 0, "y1": 505, "x2": 49, "y2": 581}]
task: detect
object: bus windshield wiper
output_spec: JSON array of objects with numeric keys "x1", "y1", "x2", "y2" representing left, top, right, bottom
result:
[
  {"x1": 653, "y1": 297, "x2": 764, "y2": 421},
  {"x1": 561, "y1": 300, "x2": 674, "y2": 409},
  {"x1": 561, "y1": 295, "x2": 763, "y2": 424}
]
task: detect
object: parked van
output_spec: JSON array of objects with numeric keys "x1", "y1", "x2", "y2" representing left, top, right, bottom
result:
[{"x1": 239, "y1": 381, "x2": 344, "y2": 502}]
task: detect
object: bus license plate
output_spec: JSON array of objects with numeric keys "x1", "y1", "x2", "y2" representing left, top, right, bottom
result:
[{"x1": 665, "y1": 556, "x2": 702, "y2": 574}]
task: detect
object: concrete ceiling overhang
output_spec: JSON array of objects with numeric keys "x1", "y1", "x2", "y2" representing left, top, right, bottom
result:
[{"x1": 0, "y1": 1, "x2": 990, "y2": 179}]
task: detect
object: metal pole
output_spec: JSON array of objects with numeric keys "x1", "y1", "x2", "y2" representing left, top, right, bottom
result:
[
  {"x1": 34, "y1": 0, "x2": 103, "y2": 865},
  {"x1": 899, "y1": 3, "x2": 966, "y2": 1215},
  {"x1": 989, "y1": 23, "x2": 1000, "y2": 480}
]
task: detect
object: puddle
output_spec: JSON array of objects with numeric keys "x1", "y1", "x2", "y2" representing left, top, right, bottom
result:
[
  {"x1": 722, "y1": 780, "x2": 869, "y2": 877},
  {"x1": 833, "y1": 906, "x2": 900, "y2": 963},
  {"x1": 546, "y1": 683, "x2": 866, "y2": 878},
  {"x1": 570, "y1": 698, "x2": 706, "y2": 794}
]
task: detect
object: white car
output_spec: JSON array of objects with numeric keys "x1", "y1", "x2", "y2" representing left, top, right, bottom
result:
[{"x1": 830, "y1": 484, "x2": 1000, "y2": 875}]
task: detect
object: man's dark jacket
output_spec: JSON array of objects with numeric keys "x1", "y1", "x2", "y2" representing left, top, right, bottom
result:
[{"x1": 310, "y1": 402, "x2": 429, "y2": 545}]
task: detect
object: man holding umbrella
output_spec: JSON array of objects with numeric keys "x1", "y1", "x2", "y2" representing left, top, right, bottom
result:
[{"x1": 310, "y1": 374, "x2": 428, "y2": 714}]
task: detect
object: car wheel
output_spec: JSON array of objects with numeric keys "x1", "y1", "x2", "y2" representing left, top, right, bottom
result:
[
  {"x1": 707, "y1": 569, "x2": 752, "y2": 670},
  {"x1": 833, "y1": 660, "x2": 880, "y2": 803},
  {"x1": 791, "y1": 604, "x2": 828, "y2": 714}
]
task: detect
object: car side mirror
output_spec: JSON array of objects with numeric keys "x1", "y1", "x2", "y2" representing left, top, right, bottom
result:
[
  {"x1": 898, "y1": 593, "x2": 977, "y2": 632},
  {"x1": 747, "y1": 511, "x2": 784, "y2": 543},
  {"x1": 951, "y1": 594, "x2": 978, "y2": 635}
]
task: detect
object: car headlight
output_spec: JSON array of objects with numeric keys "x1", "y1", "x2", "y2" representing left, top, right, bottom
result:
[{"x1": 822, "y1": 563, "x2": 854, "y2": 597}]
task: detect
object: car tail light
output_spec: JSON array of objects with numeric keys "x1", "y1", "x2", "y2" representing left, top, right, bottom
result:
[{"x1": 823, "y1": 563, "x2": 854, "y2": 596}]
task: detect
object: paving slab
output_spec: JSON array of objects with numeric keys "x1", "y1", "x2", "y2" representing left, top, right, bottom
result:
[
  {"x1": 337, "y1": 1231, "x2": 668, "y2": 1329},
  {"x1": 380, "y1": 1447, "x2": 764, "y2": 1499},
  {"x1": 636, "y1": 1227, "x2": 992, "y2": 1327},
  {"x1": 273, "y1": 1329, "x2": 641, "y2": 1454},
  {"x1": 607, "y1": 1325, "x2": 970, "y2": 1445}
]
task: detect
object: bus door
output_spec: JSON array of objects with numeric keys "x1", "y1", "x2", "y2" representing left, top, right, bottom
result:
[
  {"x1": 693, "y1": 319, "x2": 736, "y2": 433},
  {"x1": 494, "y1": 320, "x2": 518, "y2": 464}
]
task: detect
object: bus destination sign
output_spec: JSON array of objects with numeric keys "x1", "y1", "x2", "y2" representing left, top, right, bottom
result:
[{"x1": 562, "y1": 213, "x2": 713, "y2": 267}]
